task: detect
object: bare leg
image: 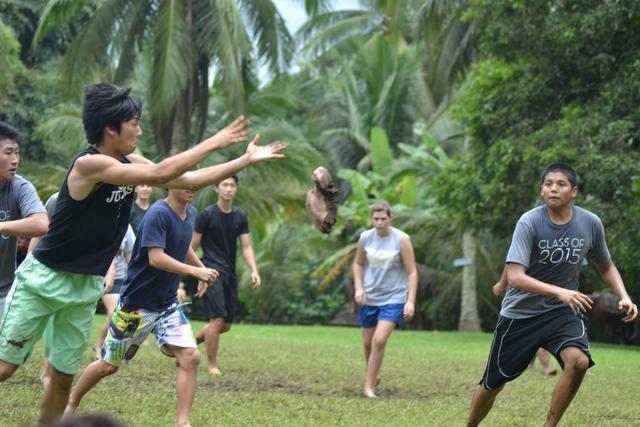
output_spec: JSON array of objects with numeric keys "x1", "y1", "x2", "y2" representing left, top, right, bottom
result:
[
  {"x1": 537, "y1": 349, "x2": 557, "y2": 376},
  {"x1": 467, "y1": 384, "x2": 504, "y2": 427},
  {"x1": 363, "y1": 321, "x2": 395, "y2": 398},
  {"x1": 94, "y1": 294, "x2": 118, "y2": 357},
  {"x1": 198, "y1": 318, "x2": 230, "y2": 375},
  {"x1": 39, "y1": 359, "x2": 54, "y2": 389},
  {"x1": 64, "y1": 360, "x2": 119, "y2": 417},
  {"x1": 544, "y1": 347, "x2": 589, "y2": 427},
  {"x1": 38, "y1": 366, "x2": 74, "y2": 426},
  {"x1": 167, "y1": 345, "x2": 201, "y2": 427},
  {"x1": 0, "y1": 359, "x2": 19, "y2": 381}
]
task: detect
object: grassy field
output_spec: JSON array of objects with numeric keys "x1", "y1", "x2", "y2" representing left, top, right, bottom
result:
[{"x1": 2, "y1": 316, "x2": 639, "y2": 426}]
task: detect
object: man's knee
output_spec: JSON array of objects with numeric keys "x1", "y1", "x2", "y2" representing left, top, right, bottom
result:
[
  {"x1": 209, "y1": 318, "x2": 230, "y2": 333},
  {"x1": 561, "y1": 347, "x2": 590, "y2": 373},
  {"x1": 0, "y1": 360, "x2": 19, "y2": 381},
  {"x1": 178, "y1": 349, "x2": 201, "y2": 370}
]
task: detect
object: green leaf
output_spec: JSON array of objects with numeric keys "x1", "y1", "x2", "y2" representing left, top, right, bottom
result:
[{"x1": 370, "y1": 126, "x2": 393, "y2": 175}]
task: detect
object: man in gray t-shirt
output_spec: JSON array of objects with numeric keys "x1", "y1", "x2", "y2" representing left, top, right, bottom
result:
[
  {"x1": 468, "y1": 163, "x2": 638, "y2": 427},
  {"x1": 0, "y1": 122, "x2": 48, "y2": 319}
]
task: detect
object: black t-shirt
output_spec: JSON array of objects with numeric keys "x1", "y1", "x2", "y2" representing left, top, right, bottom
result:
[
  {"x1": 195, "y1": 205, "x2": 249, "y2": 278},
  {"x1": 34, "y1": 147, "x2": 134, "y2": 276},
  {"x1": 130, "y1": 201, "x2": 148, "y2": 234}
]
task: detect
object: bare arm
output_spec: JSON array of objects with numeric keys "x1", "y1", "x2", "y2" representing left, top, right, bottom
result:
[
  {"x1": 400, "y1": 236, "x2": 418, "y2": 319},
  {"x1": 185, "y1": 247, "x2": 204, "y2": 268},
  {"x1": 184, "y1": 246, "x2": 214, "y2": 298},
  {"x1": 0, "y1": 212, "x2": 48, "y2": 238},
  {"x1": 67, "y1": 117, "x2": 252, "y2": 199},
  {"x1": 506, "y1": 263, "x2": 594, "y2": 315},
  {"x1": 103, "y1": 259, "x2": 116, "y2": 293},
  {"x1": 239, "y1": 233, "x2": 261, "y2": 288},
  {"x1": 594, "y1": 260, "x2": 638, "y2": 322},
  {"x1": 147, "y1": 247, "x2": 218, "y2": 283},
  {"x1": 163, "y1": 134, "x2": 286, "y2": 190},
  {"x1": 191, "y1": 232, "x2": 202, "y2": 251},
  {"x1": 353, "y1": 241, "x2": 366, "y2": 305},
  {"x1": 492, "y1": 268, "x2": 508, "y2": 297}
]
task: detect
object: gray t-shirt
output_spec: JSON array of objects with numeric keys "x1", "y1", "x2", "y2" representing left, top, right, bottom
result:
[
  {"x1": 501, "y1": 205, "x2": 610, "y2": 319},
  {"x1": 360, "y1": 227, "x2": 409, "y2": 306},
  {"x1": 0, "y1": 175, "x2": 46, "y2": 297}
]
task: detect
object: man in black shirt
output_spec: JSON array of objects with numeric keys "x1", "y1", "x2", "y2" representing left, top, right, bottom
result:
[{"x1": 192, "y1": 176, "x2": 261, "y2": 375}]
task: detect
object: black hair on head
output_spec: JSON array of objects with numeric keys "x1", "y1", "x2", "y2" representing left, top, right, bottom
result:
[
  {"x1": 82, "y1": 82, "x2": 142, "y2": 145},
  {"x1": 541, "y1": 163, "x2": 578, "y2": 187},
  {"x1": 0, "y1": 121, "x2": 20, "y2": 143}
]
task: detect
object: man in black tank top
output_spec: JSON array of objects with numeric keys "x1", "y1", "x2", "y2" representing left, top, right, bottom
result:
[{"x1": 0, "y1": 82, "x2": 286, "y2": 425}]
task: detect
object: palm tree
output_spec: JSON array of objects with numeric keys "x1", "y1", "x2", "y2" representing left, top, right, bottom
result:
[
  {"x1": 33, "y1": 0, "x2": 299, "y2": 154},
  {"x1": 296, "y1": 0, "x2": 476, "y2": 170}
]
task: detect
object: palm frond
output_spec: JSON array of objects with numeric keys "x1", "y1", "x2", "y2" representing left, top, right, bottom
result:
[
  {"x1": 59, "y1": 0, "x2": 126, "y2": 94},
  {"x1": 240, "y1": 0, "x2": 294, "y2": 75},
  {"x1": 150, "y1": 0, "x2": 192, "y2": 119},
  {"x1": 113, "y1": 1, "x2": 153, "y2": 84},
  {"x1": 32, "y1": 0, "x2": 92, "y2": 47}
]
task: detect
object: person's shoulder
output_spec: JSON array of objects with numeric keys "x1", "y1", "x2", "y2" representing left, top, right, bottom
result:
[
  {"x1": 360, "y1": 228, "x2": 375, "y2": 241},
  {"x1": 391, "y1": 227, "x2": 409, "y2": 240},
  {"x1": 187, "y1": 204, "x2": 197, "y2": 217},
  {"x1": 573, "y1": 205, "x2": 603, "y2": 225},
  {"x1": 147, "y1": 199, "x2": 170, "y2": 217},
  {"x1": 12, "y1": 174, "x2": 37, "y2": 189},
  {"x1": 517, "y1": 205, "x2": 545, "y2": 225},
  {"x1": 233, "y1": 206, "x2": 248, "y2": 219}
]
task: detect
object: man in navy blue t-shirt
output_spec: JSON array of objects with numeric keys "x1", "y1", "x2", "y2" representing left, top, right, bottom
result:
[{"x1": 64, "y1": 188, "x2": 218, "y2": 427}]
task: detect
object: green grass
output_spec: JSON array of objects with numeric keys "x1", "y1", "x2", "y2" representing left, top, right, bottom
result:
[{"x1": 2, "y1": 316, "x2": 639, "y2": 426}]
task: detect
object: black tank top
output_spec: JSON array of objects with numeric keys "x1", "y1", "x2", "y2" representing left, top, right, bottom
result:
[{"x1": 33, "y1": 147, "x2": 135, "y2": 276}]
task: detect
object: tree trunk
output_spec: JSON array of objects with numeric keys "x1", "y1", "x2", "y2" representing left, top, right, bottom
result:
[{"x1": 458, "y1": 230, "x2": 481, "y2": 331}]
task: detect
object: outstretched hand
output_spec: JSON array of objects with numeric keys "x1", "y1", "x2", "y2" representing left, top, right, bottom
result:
[
  {"x1": 245, "y1": 133, "x2": 286, "y2": 164},
  {"x1": 618, "y1": 299, "x2": 638, "y2": 322},
  {"x1": 212, "y1": 116, "x2": 252, "y2": 149}
]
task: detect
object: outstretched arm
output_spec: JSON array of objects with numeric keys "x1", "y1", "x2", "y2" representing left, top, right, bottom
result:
[
  {"x1": 0, "y1": 212, "x2": 48, "y2": 238},
  {"x1": 594, "y1": 260, "x2": 638, "y2": 322},
  {"x1": 163, "y1": 134, "x2": 286, "y2": 190},
  {"x1": 239, "y1": 233, "x2": 260, "y2": 288},
  {"x1": 67, "y1": 116, "x2": 252, "y2": 199}
]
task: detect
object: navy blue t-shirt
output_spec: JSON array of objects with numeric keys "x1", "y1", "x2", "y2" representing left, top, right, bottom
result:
[{"x1": 121, "y1": 200, "x2": 196, "y2": 311}]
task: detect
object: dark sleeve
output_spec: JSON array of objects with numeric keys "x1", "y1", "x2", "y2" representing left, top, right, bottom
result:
[
  {"x1": 589, "y1": 216, "x2": 611, "y2": 263},
  {"x1": 194, "y1": 208, "x2": 210, "y2": 234},
  {"x1": 140, "y1": 209, "x2": 168, "y2": 249},
  {"x1": 238, "y1": 210, "x2": 249, "y2": 235}
]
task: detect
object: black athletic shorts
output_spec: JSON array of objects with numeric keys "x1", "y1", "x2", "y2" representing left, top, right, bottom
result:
[
  {"x1": 202, "y1": 274, "x2": 238, "y2": 323},
  {"x1": 480, "y1": 306, "x2": 594, "y2": 390}
]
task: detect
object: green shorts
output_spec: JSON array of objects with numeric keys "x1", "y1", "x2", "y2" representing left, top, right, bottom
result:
[{"x1": 0, "y1": 254, "x2": 104, "y2": 374}]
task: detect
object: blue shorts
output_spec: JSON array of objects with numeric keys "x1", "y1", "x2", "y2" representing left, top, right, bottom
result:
[{"x1": 359, "y1": 304, "x2": 404, "y2": 328}]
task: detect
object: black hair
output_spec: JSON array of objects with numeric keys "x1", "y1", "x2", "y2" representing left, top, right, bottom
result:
[
  {"x1": 218, "y1": 175, "x2": 239, "y2": 185},
  {"x1": 541, "y1": 163, "x2": 578, "y2": 187},
  {"x1": 49, "y1": 414, "x2": 128, "y2": 427},
  {"x1": 0, "y1": 121, "x2": 20, "y2": 143},
  {"x1": 82, "y1": 82, "x2": 142, "y2": 145}
]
